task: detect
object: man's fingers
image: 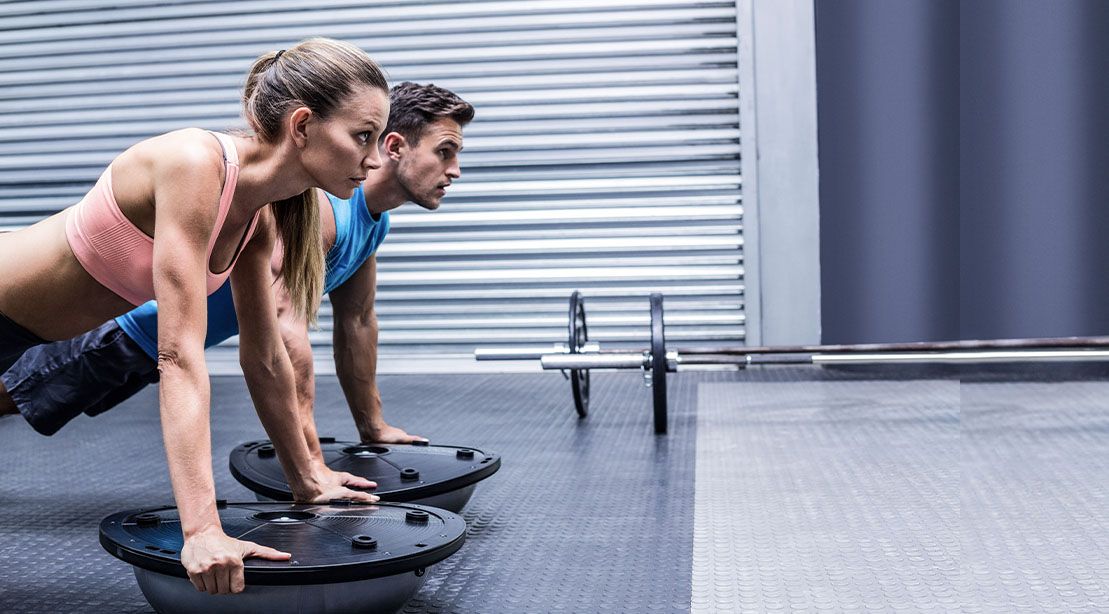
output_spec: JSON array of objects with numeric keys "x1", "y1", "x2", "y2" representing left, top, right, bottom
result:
[
  {"x1": 342, "y1": 472, "x2": 377, "y2": 490},
  {"x1": 243, "y1": 542, "x2": 292, "y2": 561},
  {"x1": 344, "y1": 487, "x2": 380, "y2": 503},
  {"x1": 188, "y1": 572, "x2": 206, "y2": 593}
]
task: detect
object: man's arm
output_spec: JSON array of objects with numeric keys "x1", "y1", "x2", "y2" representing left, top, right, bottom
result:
[{"x1": 329, "y1": 255, "x2": 424, "y2": 443}]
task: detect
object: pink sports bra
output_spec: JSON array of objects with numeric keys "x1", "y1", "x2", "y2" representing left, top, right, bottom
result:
[{"x1": 65, "y1": 131, "x2": 260, "y2": 306}]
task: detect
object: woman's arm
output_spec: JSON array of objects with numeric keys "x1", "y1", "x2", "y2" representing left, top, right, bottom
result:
[
  {"x1": 273, "y1": 286, "x2": 326, "y2": 462},
  {"x1": 230, "y1": 210, "x2": 378, "y2": 499},
  {"x1": 151, "y1": 139, "x2": 289, "y2": 595}
]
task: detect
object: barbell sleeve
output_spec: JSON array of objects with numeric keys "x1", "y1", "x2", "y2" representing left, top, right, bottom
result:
[
  {"x1": 475, "y1": 343, "x2": 600, "y2": 361},
  {"x1": 541, "y1": 352, "x2": 649, "y2": 370}
]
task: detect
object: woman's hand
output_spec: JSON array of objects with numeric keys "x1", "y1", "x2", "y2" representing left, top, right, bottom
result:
[{"x1": 180, "y1": 526, "x2": 291, "y2": 594}]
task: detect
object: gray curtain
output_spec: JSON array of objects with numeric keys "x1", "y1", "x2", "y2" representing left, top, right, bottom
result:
[{"x1": 817, "y1": 0, "x2": 1109, "y2": 343}]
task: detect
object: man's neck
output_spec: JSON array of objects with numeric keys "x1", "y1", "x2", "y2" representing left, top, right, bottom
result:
[{"x1": 362, "y1": 163, "x2": 407, "y2": 215}]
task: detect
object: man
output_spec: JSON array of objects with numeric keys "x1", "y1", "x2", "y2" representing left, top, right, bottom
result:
[{"x1": 0, "y1": 82, "x2": 472, "y2": 463}]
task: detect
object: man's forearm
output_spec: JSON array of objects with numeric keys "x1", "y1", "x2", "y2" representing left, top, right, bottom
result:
[{"x1": 333, "y1": 315, "x2": 386, "y2": 440}]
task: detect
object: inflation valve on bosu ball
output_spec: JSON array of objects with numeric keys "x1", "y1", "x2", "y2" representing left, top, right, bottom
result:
[
  {"x1": 100, "y1": 500, "x2": 467, "y2": 614},
  {"x1": 230, "y1": 438, "x2": 501, "y2": 512}
]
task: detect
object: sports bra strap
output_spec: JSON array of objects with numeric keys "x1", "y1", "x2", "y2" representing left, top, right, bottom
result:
[{"x1": 208, "y1": 131, "x2": 240, "y2": 167}]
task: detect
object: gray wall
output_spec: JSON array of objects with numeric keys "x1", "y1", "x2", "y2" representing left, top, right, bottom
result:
[{"x1": 816, "y1": 0, "x2": 1109, "y2": 343}]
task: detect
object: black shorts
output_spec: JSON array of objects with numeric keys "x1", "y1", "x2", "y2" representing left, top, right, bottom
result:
[
  {"x1": 1, "y1": 320, "x2": 158, "y2": 436},
  {"x1": 0, "y1": 309, "x2": 46, "y2": 373}
]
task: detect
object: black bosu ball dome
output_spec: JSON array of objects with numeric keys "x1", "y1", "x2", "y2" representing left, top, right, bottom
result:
[
  {"x1": 100, "y1": 501, "x2": 466, "y2": 614},
  {"x1": 230, "y1": 438, "x2": 501, "y2": 512}
]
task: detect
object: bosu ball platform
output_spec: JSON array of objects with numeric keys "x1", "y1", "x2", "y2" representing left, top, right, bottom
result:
[
  {"x1": 99, "y1": 500, "x2": 466, "y2": 614},
  {"x1": 229, "y1": 438, "x2": 501, "y2": 512}
]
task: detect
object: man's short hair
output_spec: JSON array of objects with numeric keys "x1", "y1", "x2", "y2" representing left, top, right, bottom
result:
[{"x1": 385, "y1": 82, "x2": 475, "y2": 143}]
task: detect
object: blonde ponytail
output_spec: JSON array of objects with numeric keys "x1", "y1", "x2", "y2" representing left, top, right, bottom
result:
[{"x1": 272, "y1": 191, "x2": 324, "y2": 324}]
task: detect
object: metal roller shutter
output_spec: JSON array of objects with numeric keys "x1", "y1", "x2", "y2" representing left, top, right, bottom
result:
[{"x1": 0, "y1": 0, "x2": 745, "y2": 372}]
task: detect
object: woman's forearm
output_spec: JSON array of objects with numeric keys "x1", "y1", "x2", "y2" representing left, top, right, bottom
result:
[
  {"x1": 240, "y1": 344, "x2": 324, "y2": 497},
  {"x1": 278, "y1": 315, "x2": 325, "y2": 462},
  {"x1": 157, "y1": 352, "x2": 220, "y2": 537}
]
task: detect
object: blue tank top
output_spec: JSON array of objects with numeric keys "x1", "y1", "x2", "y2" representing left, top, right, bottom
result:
[{"x1": 116, "y1": 187, "x2": 390, "y2": 359}]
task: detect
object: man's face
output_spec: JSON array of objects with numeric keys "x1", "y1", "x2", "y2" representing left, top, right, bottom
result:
[{"x1": 394, "y1": 118, "x2": 463, "y2": 210}]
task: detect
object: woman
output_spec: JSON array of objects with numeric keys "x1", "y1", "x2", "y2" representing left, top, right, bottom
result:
[{"x1": 0, "y1": 38, "x2": 389, "y2": 595}]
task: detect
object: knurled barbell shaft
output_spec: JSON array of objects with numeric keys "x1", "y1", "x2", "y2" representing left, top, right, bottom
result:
[
  {"x1": 676, "y1": 349, "x2": 1109, "y2": 366},
  {"x1": 478, "y1": 337, "x2": 1109, "y2": 364},
  {"x1": 810, "y1": 349, "x2": 1109, "y2": 365},
  {"x1": 674, "y1": 335, "x2": 1109, "y2": 356}
]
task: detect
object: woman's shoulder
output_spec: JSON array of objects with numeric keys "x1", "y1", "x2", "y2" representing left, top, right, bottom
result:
[
  {"x1": 106, "y1": 129, "x2": 228, "y2": 210},
  {"x1": 127, "y1": 128, "x2": 226, "y2": 177}
]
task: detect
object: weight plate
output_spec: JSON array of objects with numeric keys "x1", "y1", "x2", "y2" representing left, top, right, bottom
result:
[
  {"x1": 569, "y1": 290, "x2": 590, "y2": 418},
  {"x1": 650, "y1": 293, "x2": 667, "y2": 434}
]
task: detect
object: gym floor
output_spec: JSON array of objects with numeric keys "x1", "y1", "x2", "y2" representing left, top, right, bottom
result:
[{"x1": 1, "y1": 366, "x2": 1107, "y2": 613}]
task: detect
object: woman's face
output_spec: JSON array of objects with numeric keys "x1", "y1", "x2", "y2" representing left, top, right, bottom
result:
[{"x1": 301, "y1": 84, "x2": 389, "y2": 199}]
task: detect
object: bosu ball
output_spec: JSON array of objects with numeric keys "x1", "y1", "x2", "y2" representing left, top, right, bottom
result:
[
  {"x1": 100, "y1": 501, "x2": 466, "y2": 614},
  {"x1": 230, "y1": 438, "x2": 501, "y2": 512}
]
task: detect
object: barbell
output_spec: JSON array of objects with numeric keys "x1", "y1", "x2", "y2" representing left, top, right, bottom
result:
[{"x1": 475, "y1": 292, "x2": 1109, "y2": 435}]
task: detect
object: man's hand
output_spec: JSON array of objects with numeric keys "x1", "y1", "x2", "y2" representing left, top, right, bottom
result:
[
  {"x1": 294, "y1": 465, "x2": 380, "y2": 504},
  {"x1": 362, "y1": 422, "x2": 427, "y2": 444},
  {"x1": 181, "y1": 526, "x2": 291, "y2": 594}
]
